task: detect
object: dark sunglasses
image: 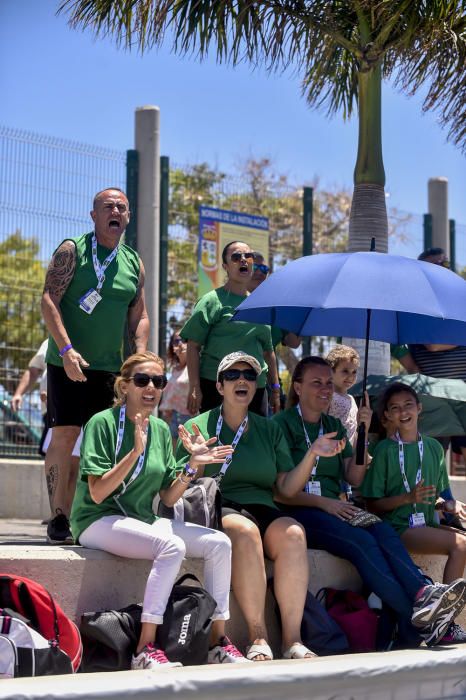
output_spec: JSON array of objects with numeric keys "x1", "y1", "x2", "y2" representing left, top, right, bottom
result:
[
  {"x1": 253, "y1": 263, "x2": 269, "y2": 274},
  {"x1": 230, "y1": 252, "x2": 254, "y2": 262},
  {"x1": 220, "y1": 368, "x2": 258, "y2": 382},
  {"x1": 172, "y1": 337, "x2": 184, "y2": 346},
  {"x1": 130, "y1": 373, "x2": 168, "y2": 389}
]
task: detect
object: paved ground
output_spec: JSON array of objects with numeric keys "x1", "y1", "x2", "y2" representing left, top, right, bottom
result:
[{"x1": 0, "y1": 518, "x2": 49, "y2": 544}]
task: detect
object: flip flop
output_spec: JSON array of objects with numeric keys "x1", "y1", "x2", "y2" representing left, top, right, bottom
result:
[
  {"x1": 282, "y1": 643, "x2": 316, "y2": 660},
  {"x1": 246, "y1": 642, "x2": 273, "y2": 661}
]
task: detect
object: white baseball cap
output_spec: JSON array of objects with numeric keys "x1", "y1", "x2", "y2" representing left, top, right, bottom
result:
[{"x1": 217, "y1": 352, "x2": 262, "y2": 381}]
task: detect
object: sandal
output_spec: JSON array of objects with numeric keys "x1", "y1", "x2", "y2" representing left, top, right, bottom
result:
[
  {"x1": 282, "y1": 643, "x2": 316, "y2": 660},
  {"x1": 246, "y1": 642, "x2": 273, "y2": 662}
]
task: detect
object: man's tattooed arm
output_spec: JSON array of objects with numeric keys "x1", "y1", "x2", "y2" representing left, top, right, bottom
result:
[
  {"x1": 43, "y1": 240, "x2": 76, "y2": 302},
  {"x1": 41, "y1": 240, "x2": 77, "y2": 349}
]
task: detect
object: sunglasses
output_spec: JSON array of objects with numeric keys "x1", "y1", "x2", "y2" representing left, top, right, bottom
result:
[
  {"x1": 230, "y1": 252, "x2": 254, "y2": 262},
  {"x1": 130, "y1": 373, "x2": 168, "y2": 389},
  {"x1": 172, "y1": 337, "x2": 184, "y2": 346},
  {"x1": 253, "y1": 263, "x2": 269, "y2": 274},
  {"x1": 220, "y1": 368, "x2": 258, "y2": 382}
]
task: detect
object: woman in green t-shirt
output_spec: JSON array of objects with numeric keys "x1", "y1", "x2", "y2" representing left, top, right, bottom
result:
[
  {"x1": 176, "y1": 350, "x2": 345, "y2": 661},
  {"x1": 363, "y1": 383, "x2": 466, "y2": 595},
  {"x1": 180, "y1": 240, "x2": 280, "y2": 417},
  {"x1": 273, "y1": 357, "x2": 466, "y2": 648},
  {"x1": 70, "y1": 351, "x2": 248, "y2": 670}
]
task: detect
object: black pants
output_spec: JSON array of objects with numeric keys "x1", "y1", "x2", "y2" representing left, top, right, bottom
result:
[{"x1": 199, "y1": 377, "x2": 267, "y2": 416}]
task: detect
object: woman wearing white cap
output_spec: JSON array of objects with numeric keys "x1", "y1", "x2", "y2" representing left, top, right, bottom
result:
[{"x1": 176, "y1": 351, "x2": 346, "y2": 661}]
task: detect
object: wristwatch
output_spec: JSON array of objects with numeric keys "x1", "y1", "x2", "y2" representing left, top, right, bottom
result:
[{"x1": 182, "y1": 463, "x2": 197, "y2": 479}]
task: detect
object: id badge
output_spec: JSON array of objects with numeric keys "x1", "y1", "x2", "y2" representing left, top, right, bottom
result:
[
  {"x1": 79, "y1": 288, "x2": 102, "y2": 315},
  {"x1": 409, "y1": 512, "x2": 426, "y2": 529},
  {"x1": 306, "y1": 480, "x2": 321, "y2": 496}
]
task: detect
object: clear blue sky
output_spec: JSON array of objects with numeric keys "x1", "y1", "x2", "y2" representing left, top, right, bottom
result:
[{"x1": 2, "y1": 0, "x2": 465, "y2": 240}]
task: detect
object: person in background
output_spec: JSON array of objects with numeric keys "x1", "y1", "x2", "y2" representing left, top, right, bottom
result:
[
  {"x1": 326, "y1": 344, "x2": 361, "y2": 446},
  {"x1": 41, "y1": 188, "x2": 149, "y2": 544},
  {"x1": 362, "y1": 382, "x2": 466, "y2": 643},
  {"x1": 159, "y1": 332, "x2": 190, "y2": 448},
  {"x1": 70, "y1": 351, "x2": 248, "y2": 668},
  {"x1": 248, "y1": 251, "x2": 301, "y2": 412},
  {"x1": 181, "y1": 241, "x2": 280, "y2": 417},
  {"x1": 274, "y1": 356, "x2": 466, "y2": 648}
]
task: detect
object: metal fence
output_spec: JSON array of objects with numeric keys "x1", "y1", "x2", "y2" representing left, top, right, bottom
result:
[{"x1": 0, "y1": 125, "x2": 126, "y2": 457}]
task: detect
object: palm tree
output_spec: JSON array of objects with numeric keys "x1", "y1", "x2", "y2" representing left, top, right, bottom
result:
[{"x1": 60, "y1": 0, "x2": 466, "y2": 253}]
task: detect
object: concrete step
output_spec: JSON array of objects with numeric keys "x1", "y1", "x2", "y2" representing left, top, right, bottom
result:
[{"x1": 0, "y1": 540, "x2": 464, "y2": 658}]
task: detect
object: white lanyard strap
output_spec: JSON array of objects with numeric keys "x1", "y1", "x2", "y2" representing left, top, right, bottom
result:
[
  {"x1": 297, "y1": 404, "x2": 323, "y2": 479},
  {"x1": 114, "y1": 405, "x2": 147, "y2": 502},
  {"x1": 92, "y1": 233, "x2": 119, "y2": 292},
  {"x1": 215, "y1": 409, "x2": 248, "y2": 482},
  {"x1": 395, "y1": 431, "x2": 423, "y2": 513}
]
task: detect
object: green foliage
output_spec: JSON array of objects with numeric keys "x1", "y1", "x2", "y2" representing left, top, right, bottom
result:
[
  {"x1": 61, "y1": 0, "x2": 466, "y2": 150},
  {"x1": 0, "y1": 231, "x2": 47, "y2": 370}
]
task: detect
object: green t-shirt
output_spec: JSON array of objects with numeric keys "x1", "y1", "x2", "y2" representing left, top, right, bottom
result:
[
  {"x1": 180, "y1": 287, "x2": 273, "y2": 388},
  {"x1": 272, "y1": 408, "x2": 353, "y2": 499},
  {"x1": 46, "y1": 232, "x2": 140, "y2": 371},
  {"x1": 361, "y1": 435, "x2": 450, "y2": 534},
  {"x1": 175, "y1": 407, "x2": 294, "y2": 509},
  {"x1": 70, "y1": 407, "x2": 176, "y2": 543}
]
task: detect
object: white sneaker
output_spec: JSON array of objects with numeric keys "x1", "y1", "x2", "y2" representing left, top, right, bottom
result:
[
  {"x1": 411, "y1": 579, "x2": 466, "y2": 628},
  {"x1": 131, "y1": 643, "x2": 182, "y2": 670},
  {"x1": 208, "y1": 637, "x2": 251, "y2": 664}
]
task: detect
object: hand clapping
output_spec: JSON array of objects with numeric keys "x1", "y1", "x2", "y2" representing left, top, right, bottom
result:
[
  {"x1": 178, "y1": 423, "x2": 233, "y2": 466},
  {"x1": 310, "y1": 431, "x2": 346, "y2": 458},
  {"x1": 134, "y1": 412, "x2": 149, "y2": 455}
]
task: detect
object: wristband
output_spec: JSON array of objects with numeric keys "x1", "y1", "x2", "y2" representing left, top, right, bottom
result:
[
  {"x1": 182, "y1": 463, "x2": 197, "y2": 479},
  {"x1": 178, "y1": 474, "x2": 191, "y2": 485},
  {"x1": 59, "y1": 343, "x2": 73, "y2": 357},
  {"x1": 270, "y1": 383, "x2": 281, "y2": 390}
]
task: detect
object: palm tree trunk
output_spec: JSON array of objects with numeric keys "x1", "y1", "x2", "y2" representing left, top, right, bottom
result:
[{"x1": 348, "y1": 64, "x2": 388, "y2": 253}]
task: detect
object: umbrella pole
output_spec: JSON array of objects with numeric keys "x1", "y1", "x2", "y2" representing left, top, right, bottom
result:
[{"x1": 355, "y1": 308, "x2": 371, "y2": 463}]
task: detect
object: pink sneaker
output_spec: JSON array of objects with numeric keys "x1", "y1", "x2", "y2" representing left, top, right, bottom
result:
[
  {"x1": 131, "y1": 643, "x2": 182, "y2": 670},
  {"x1": 208, "y1": 636, "x2": 251, "y2": 664}
]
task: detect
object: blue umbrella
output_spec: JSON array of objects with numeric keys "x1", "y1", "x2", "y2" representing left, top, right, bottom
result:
[
  {"x1": 232, "y1": 251, "x2": 466, "y2": 345},
  {"x1": 232, "y1": 248, "x2": 466, "y2": 460}
]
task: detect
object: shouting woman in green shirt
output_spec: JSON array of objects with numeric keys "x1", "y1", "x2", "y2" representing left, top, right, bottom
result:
[
  {"x1": 176, "y1": 350, "x2": 345, "y2": 661},
  {"x1": 180, "y1": 240, "x2": 280, "y2": 416}
]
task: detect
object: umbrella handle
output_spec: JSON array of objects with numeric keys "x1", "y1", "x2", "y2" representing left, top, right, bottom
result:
[{"x1": 355, "y1": 423, "x2": 366, "y2": 465}]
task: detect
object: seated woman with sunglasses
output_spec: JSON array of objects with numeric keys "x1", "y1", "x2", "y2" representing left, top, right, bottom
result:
[
  {"x1": 176, "y1": 351, "x2": 346, "y2": 661},
  {"x1": 70, "y1": 351, "x2": 249, "y2": 669},
  {"x1": 180, "y1": 240, "x2": 280, "y2": 417},
  {"x1": 272, "y1": 356, "x2": 466, "y2": 648}
]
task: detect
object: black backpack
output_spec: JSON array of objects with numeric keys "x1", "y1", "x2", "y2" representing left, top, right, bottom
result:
[
  {"x1": 158, "y1": 477, "x2": 223, "y2": 530},
  {"x1": 80, "y1": 574, "x2": 216, "y2": 670}
]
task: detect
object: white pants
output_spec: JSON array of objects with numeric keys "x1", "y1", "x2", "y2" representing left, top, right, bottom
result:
[{"x1": 79, "y1": 516, "x2": 231, "y2": 624}]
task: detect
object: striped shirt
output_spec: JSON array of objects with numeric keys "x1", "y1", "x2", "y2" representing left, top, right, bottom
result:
[{"x1": 408, "y1": 345, "x2": 466, "y2": 381}]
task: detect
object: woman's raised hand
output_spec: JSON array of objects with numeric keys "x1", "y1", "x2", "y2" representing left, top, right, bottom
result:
[
  {"x1": 310, "y1": 431, "x2": 346, "y2": 458},
  {"x1": 134, "y1": 413, "x2": 149, "y2": 456},
  {"x1": 178, "y1": 423, "x2": 233, "y2": 466},
  {"x1": 178, "y1": 423, "x2": 215, "y2": 452}
]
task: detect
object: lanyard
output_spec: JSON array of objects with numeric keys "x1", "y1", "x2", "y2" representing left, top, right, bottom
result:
[
  {"x1": 215, "y1": 409, "x2": 248, "y2": 483},
  {"x1": 297, "y1": 404, "x2": 323, "y2": 479},
  {"x1": 113, "y1": 405, "x2": 147, "y2": 514},
  {"x1": 91, "y1": 233, "x2": 119, "y2": 292},
  {"x1": 395, "y1": 431, "x2": 423, "y2": 513}
]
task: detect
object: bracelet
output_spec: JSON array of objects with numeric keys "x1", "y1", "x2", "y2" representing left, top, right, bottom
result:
[
  {"x1": 59, "y1": 343, "x2": 73, "y2": 357},
  {"x1": 270, "y1": 383, "x2": 281, "y2": 390},
  {"x1": 178, "y1": 474, "x2": 191, "y2": 485}
]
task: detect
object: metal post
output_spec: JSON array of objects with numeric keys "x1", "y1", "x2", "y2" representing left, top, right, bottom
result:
[
  {"x1": 159, "y1": 156, "x2": 169, "y2": 359},
  {"x1": 125, "y1": 149, "x2": 139, "y2": 250},
  {"x1": 428, "y1": 177, "x2": 449, "y2": 257},
  {"x1": 135, "y1": 106, "x2": 160, "y2": 354},
  {"x1": 423, "y1": 213, "x2": 432, "y2": 252},
  {"x1": 449, "y1": 219, "x2": 456, "y2": 273},
  {"x1": 302, "y1": 186, "x2": 313, "y2": 356}
]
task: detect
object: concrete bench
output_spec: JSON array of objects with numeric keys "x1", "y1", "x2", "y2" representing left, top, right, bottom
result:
[{"x1": 0, "y1": 544, "x2": 463, "y2": 656}]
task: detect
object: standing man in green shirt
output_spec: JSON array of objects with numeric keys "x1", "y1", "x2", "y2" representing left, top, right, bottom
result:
[{"x1": 41, "y1": 187, "x2": 149, "y2": 544}]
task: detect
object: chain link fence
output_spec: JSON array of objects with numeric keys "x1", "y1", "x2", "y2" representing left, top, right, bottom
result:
[{"x1": 0, "y1": 126, "x2": 126, "y2": 457}]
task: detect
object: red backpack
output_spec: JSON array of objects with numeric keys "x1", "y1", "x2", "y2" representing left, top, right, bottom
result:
[
  {"x1": 317, "y1": 588, "x2": 378, "y2": 653},
  {"x1": 0, "y1": 574, "x2": 82, "y2": 672}
]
